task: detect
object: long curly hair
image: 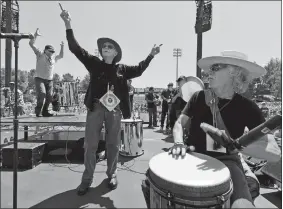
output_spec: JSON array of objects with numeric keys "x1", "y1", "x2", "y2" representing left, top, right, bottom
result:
[{"x1": 229, "y1": 66, "x2": 252, "y2": 94}]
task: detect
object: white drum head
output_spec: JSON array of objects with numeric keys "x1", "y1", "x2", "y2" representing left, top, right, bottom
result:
[
  {"x1": 149, "y1": 152, "x2": 230, "y2": 188},
  {"x1": 181, "y1": 76, "x2": 204, "y2": 102}
]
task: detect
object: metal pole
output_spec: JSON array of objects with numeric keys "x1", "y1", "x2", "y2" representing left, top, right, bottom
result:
[
  {"x1": 13, "y1": 38, "x2": 19, "y2": 209},
  {"x1": 196, "y1": 0, "x2": 204, "y2": 79},
  {"x1": 176, "y1": 51, "x2": 179, "y2": 86},
  {"x1": 0, "y1": 1, "x2": 2, "y2": 30},
  {"x1": 5, "y1": 0, "x2": 12, "y2": 87}
]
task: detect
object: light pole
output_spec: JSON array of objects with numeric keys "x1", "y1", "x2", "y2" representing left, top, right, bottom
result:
[{"x1": 173, "y1": 48, "x2": 182, "y2": 86}]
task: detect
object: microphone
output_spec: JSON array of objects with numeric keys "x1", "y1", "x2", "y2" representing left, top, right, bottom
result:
[
  {"x1": 235, "y1": 115, "x2": 282, "y2": 148},
  {"x1": 0, "y1": 33, "x2": 33, "y2": 39}
]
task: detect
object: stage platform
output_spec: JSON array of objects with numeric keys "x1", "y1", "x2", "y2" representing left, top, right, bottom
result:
[
  {"x1": 1, "y1": 113, "x2": 151, "y2": 127},
  {"x1": 1, "y1": 125, "x2": 281, "y2": 208},
  {"x1": 1, "y1": 114, "x2": 87, "y2": 127}
]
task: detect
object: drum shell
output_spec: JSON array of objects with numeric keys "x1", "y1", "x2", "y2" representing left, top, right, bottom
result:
[
  {"x1": 147, "y1": 152, "x2": 233, "y2": 208},
  {"x1": 120, "y1": 119, "x2": 143, "y2": 157}
]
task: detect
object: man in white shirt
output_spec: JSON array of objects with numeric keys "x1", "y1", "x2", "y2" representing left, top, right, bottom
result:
[{"x1": 29, "y1": 28, "x2": 64, "y2": 117}]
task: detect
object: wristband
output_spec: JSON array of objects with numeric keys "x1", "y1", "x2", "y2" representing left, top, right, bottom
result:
[{"x1": 174, "y1": 142, "x2": 184, "y2": 146}]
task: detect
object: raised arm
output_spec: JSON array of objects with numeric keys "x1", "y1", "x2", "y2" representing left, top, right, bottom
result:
[
  {"x1": 122, "y1": 44, "x2": 162, "y2": 80},
  {"x1": 29, "y1": 28, "x2": 42, "y2": 56},
  {"x1": 60, "y1": 9, "x2": 99, "y2": 70},
  {"x1": 55, "y1": 41, "x2": 64, "y2": 62}
]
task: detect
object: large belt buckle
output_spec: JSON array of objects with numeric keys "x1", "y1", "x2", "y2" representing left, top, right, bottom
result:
[{"x1": 99, "y1": 91, "x2": 120, "y2": 112}]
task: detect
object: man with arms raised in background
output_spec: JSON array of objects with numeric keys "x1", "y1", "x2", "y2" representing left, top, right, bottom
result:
[{"x1": 29, "y1": 28, "x2": 64, "y2": 117}]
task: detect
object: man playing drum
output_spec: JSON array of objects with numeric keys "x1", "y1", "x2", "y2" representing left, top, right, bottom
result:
[
  {"x1": 170, "y1": 51, "x2": 281, "y2": 208},
  {"x1": 60, "y1": 8, "x2": 161, "y2": 195}
]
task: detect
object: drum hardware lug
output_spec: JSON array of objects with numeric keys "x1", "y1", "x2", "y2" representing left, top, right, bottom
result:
[
  {"x1": 216, "y1": 195, "x2": 225, "y2": 204},
  {"x1": 166, "y1": 192, "x2": 174, "y2": 208}
]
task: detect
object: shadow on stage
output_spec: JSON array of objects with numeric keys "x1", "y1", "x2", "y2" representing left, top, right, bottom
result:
[{"x1": 30, "y1": 178, "x2": 117, "y2": 209}]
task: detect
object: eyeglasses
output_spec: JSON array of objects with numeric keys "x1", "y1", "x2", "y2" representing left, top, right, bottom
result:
[
  {"x1": 47, "y1": 50, "x2": 55, "y2": 54},
  {"x1": 210, "y1": 64, "x2": 229, "y2": 72},
  {"x1": 102, "y1": 44, "x2": 115, "y2": 50}
]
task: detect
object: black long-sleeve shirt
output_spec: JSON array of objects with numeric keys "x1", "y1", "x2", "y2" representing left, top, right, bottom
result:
[{"x1": 66, "y1": 29, "x2": 154, "y2": 118}]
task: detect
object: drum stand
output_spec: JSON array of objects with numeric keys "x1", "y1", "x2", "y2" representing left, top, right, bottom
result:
[{"x1": 0, "y1": 33, "x2": 32, "y2": 209}]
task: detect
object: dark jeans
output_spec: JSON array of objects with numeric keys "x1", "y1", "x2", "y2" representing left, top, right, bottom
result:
[
  {"x1": 216, "y1": 154, "x2": 255, "y2": 208},
  {"x1": 160, "y1": 102, "x2": 170, "y2": 129},
  {"x1": 12, "y1": 105, "x2": 25, "y2": 116},
  {"x1": 82, "y1": 102, "x2": 122, "y2": 183},
  {"x1": 129, "y1": 95, "x2": 133, "y2": 113},
  {"x1": 148, "y1": 106, "x2": 157, "y2": 127},
  {"x1": 34, "y1": 77, "x2": 53, "y2": 115}
]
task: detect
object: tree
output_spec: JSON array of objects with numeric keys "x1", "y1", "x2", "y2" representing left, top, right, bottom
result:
[
  {"x1": 263, "y1": 58, "x2": 281, "y2": 98},
  {"x1": 80, "y1": 74, "x2": 90, "y2": 92},
  {"x1": 27, "y1": 69, "x2": 36, "y2": 91},
  {"x1": 62, "y1": 73, "x2": 74, "y2": 82},
  {"x1": 0, "y1": 68, "x2": 5, "y2": 87},
  {"x1": 243, "y1": 58, "x2": 281, "y2": 100}
]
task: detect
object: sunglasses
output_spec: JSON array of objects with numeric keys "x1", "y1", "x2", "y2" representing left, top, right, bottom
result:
[
  {"x1": 210, "y1": 64, "x2": 230, "y2": 72},
  {"x1": 102, "y1": 44, "x2": 115, "y2": 50},
  {"x1": 47, "y1": 50, "x2": 55, "y2": 54}
]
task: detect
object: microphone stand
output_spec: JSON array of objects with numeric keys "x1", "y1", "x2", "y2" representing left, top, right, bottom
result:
[{"x1": 0, "y1": 32, "x2": 32, "y2": 209}]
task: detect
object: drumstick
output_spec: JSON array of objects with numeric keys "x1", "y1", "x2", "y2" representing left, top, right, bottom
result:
[{"x1": 58, "y1": 2, "x2": 64, "y2": 11}]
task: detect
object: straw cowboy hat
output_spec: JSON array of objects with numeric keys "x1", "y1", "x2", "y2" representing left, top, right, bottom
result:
[
  {"x1": 198, "y1": 51, "x2": 266, "y2": 79},
  {"x1": 97, "y1": 37, "x2": 122, "y2": 63}
]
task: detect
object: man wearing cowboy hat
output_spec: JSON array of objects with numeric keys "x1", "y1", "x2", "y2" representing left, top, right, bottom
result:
[
  {"x1": 60, "y1": 9, "x2": 161, "y2": 195},
  {"x1": 170, "y1": 51, "x2": 281, "y2": 208},
  {"x1": 29, "y1": 28, "x2": 64, "y2": 117}
]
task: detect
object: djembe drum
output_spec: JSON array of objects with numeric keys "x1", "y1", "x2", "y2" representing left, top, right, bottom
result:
[{"x1": 146, "y1": 152, "x2": 233, "y2": 208}]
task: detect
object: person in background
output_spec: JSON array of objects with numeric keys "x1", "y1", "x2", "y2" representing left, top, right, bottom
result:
[
  {"x1": 29, "y1": 28, "x2": 64, "y2": 117},
  {"x1": 160, "y1": 82, "x2": 176, "y2": 134},
  {"x1": 0, "y1": 89, "x2": 6, "y2": 117},
  {"x1": 169, "y1": 75, "x2": 187, "y2": 131},
  {"x1": 145, "y1": 87, "x2": 159, "y2": 128},
  {"x1": 260, "y1": 102, "x2": 269, "y2": 118},
  {"x1": 52, "y1": 87, "x2": 61, "y2": 112},
  {"x1": 127, "y1": 79, "x2": 135, "y2": 114},
  {"x1": 8, "y1": 82, "x2": 25, "y2": 116}
]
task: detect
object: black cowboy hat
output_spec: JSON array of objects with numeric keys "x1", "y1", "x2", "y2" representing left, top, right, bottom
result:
[
  {"x1": 97, "y1": 37, "x2": 122, "y2": 63},
  {"x1": 176, "y1": 75, "x2": 186, "y2": 82}
]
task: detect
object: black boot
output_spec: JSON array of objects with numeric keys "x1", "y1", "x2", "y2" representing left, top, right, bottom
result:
[
  {"x1": 77, "y1": 181, "x2": 91, "y2": 196},
  {"x1": 108, "y1": 176, "x2": 118, "y2": 190}
]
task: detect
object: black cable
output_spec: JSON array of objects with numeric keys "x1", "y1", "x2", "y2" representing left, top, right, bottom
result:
[{"x1": 48, "y1": 127, "x2": 146, "y2": 175}]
